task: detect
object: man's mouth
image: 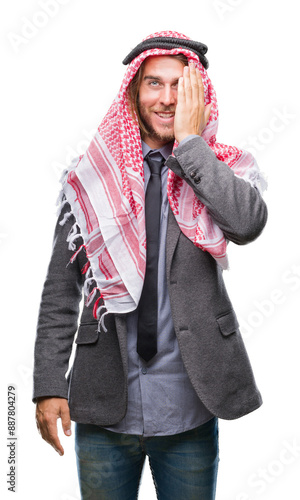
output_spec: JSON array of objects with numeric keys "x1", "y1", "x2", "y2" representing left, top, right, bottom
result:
[{"x1": 154, "y1": 111, "x2": 175, "y2": 121}]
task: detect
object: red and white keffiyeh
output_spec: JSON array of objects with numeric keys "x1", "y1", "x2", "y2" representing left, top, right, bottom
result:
[{"x1": 62, "y1": 31, "x2": 265, "y2": 316}]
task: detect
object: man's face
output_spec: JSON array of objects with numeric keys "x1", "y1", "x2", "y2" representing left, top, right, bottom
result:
[{"x1": 138, "y1": 56, "x2": 185, "y2": 149}]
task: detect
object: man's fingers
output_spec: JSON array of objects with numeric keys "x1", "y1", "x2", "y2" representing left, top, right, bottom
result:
[
  {"x1": 60, "y1": 402, "x2": 72, "y2": 437},
  {"x1": 189, "y1": 63, "x2": 200, "y2": 102},
  {"x1": 177, "y1": 76, "x2": 185, "y2": 102},
  {"x1": 35, "y1": 397, "x2": 71, "y2": 456},
  {"x1": 45, "y1": 419, "x2": 64, "y2": 455},
  {"x1": 184, "y1": 64, "x2": 199, "y2": 104},
  {"x1": 205, "y1": 102, "x2": 212, "y2": 125},
  {"x1": 36, "y1": 405, "x2": 64, "y2": 455},
  {"x1": 196, "y1": 68, "x2": 205, "y2": 105}
]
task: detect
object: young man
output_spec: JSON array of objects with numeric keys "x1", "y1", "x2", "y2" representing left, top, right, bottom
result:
[{"x1": 33, "y1": 31, "x2": 268, "y2": 499}]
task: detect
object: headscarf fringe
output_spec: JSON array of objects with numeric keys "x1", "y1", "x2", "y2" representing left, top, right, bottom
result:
[
  {"x1": 93, "y1": 297, "x2": 103, "y2": 319},
  {"x1": 81, "y1": 261, "x2": 90, "y2": 275},
  {"x1": 83, "y1": 273, "x2": 95, "y2": 296},
  {"x1": 97, "y1": 309, "x2": 109, "y2": 334},
  {"x1": 70, "y1": 244, "x2": 86, "y2": 263},
  {"x1": 85, "y1": 286, "x2": 98, "y2": 307},
  {"x1": 59, "y1": 210, "x2": 73, "y2": 227},
  {"x1": 65, "y1": 221, "x2": 81, "y2": 251}
]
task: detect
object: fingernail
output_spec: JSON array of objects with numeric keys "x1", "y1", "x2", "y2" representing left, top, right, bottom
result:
[{"x1": 65, "y1": 429, "x2": 71, "y2": 436}]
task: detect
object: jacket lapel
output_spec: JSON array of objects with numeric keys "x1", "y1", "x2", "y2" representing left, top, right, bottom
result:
[{"x1": 166, "y1": 207, "x2": 181, "y2": 280}]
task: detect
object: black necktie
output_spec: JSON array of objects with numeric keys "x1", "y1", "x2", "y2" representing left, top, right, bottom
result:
[{"x1": 137, "y1": 152, "x2": 165, "y2": 362}]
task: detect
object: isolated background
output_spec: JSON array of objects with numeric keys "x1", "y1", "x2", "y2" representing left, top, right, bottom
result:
[{"x1": 1, "y1": 0, "x2": 299, "y2": 498}]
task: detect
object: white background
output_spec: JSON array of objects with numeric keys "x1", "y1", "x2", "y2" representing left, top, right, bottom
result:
[{"x1": 1, "y1": 0, "x2": 299, "y2": 498}]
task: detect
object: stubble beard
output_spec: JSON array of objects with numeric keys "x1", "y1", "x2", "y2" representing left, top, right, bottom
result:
[{"x1": 138, "y1": 103, "x2": 175, "y2": 145}]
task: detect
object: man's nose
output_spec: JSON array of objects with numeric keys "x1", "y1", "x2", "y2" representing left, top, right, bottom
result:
[{"x1": 159, "y1": 85, "x2": 176, "y2": 106}]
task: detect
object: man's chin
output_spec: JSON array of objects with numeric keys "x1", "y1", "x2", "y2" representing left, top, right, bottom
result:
[
  {"x1": 140, "y1": 114, "x2": 175, "y2": 146},
  {"x1": 147, "y1": 127, "x2": 174, "y2": 144}
]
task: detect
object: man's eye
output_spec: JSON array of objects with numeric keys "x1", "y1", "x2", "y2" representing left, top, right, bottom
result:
[{"x1": 149, "y1": 81, "x2": 160, "y2": 87}]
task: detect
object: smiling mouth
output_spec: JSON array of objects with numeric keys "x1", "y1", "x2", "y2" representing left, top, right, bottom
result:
[{"x1": 155, "y1": 112, "x2": 175, "y2": 120}]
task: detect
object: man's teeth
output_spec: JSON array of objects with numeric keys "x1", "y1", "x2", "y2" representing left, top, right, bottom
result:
[{"x1": 157, "y1": 113, "x2": 174, "y2": 118}]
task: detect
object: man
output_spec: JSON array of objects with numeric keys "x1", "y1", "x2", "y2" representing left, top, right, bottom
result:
[{"x1": 33, "y1": 31, "x2": 268, "y2": 499}]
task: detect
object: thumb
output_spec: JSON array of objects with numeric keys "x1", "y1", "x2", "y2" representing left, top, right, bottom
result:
[{"x1": 60, "y1": 402, "x2": 72, "y2": 437}]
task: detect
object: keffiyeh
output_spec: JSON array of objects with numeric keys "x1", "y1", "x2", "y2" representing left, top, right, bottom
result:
[{"x1": 62, "y1": 30, "x2": 266, "y2": 316}]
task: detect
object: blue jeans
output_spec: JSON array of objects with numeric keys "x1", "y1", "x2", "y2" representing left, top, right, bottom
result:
[{"x1": 75, "y1": 417, "x2": 219, "y2": 500}]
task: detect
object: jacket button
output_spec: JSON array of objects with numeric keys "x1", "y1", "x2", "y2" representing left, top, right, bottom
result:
[
  {"x1": 194, "y1": 175, "x2": 201, "y2": 184},
  {"x1": 189, "y1": 170, "x2": 197, "y2": 178}
]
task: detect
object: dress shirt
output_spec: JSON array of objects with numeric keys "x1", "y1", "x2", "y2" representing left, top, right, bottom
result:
[{"x1": 104, "y1": 137, "x2": 213, "y2": 436}]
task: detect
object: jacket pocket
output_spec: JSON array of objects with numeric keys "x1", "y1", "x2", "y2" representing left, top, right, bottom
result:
[
  {"x1": 216, "y1": 310, "x2": 239, "y2": 337},
  {"x1": 75, "y1": 323, "x2": 99, "y2": 344}
]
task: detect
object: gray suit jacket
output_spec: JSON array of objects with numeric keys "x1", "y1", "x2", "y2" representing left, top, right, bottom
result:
[{"x1": 33, "y1": 136, "x2": 268, "y2": 424}]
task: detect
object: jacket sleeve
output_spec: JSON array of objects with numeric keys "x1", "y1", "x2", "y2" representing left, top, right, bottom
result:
[
  {"x1": 165, "y1": 135, "x2": 268, "y2": 244},
  {"x1": 32, "y1": 202, "x2": 84, "y2": 402}
]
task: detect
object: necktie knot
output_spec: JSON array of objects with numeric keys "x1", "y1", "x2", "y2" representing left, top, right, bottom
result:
[{"x1": 145, "y1": 152, "x2": 165, "y2": 176}]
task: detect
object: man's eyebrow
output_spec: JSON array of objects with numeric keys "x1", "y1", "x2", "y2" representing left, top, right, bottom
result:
[
  {"x1": 143, "y1": 75, "x2": 162, "y2": 81},
  {"x1": 143, "y1": 75, "x2": 180, "y2": 83}
]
